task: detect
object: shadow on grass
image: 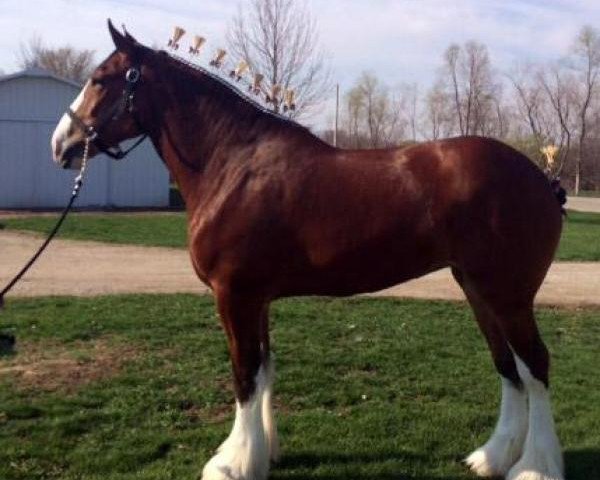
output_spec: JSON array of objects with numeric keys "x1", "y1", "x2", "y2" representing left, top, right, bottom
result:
[
  {"x1": 565, "y1": 449, "x2": 600, "y2": 479},
  {"x1": 274, "y1": 451, "x2": 468, "y2": 480},
  {"x1": 273, "y1": 449, "x2": 600, "y2": 480},
  {"x1": 0, "y1": 333, "x2": 16, "y2": 357}
]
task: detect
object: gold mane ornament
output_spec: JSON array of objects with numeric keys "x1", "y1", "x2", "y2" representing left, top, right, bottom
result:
[
  {"x1": 249, "y1": 73, "x2": 264, "y2": 95},
  {"x1": 189, "y1": 35, "x2": 206, "y2": 56},
  {"x1": 229, "y1": 61, "x2": 249, "y2": 81},
  {"x1": 167, "y1": 26, "x2": 186, "y2": 50},
  {"x1": 283, "y1": 89, "x2": 296, "y2": 112},
  {"x1": 210, "y1": 49, "x2": 227, "y2": 68},
  {"x1": 265, "y1": 84, "x2": 282, "y2": 104},
  {"x1": 541, "y1": 145, "x2": 559, "y2": 171},
  {"x1": 164, "y1": 25, "x2": 298, "y2": 116}
]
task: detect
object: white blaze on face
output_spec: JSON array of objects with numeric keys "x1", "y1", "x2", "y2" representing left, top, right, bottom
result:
[{"x1": 51, "y1": 80, "x2": 91, "y2": 164}]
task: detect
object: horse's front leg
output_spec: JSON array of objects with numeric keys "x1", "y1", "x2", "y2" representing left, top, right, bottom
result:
[{"x1": 202, "y1": 289, "x2": 271, "y2": 480}]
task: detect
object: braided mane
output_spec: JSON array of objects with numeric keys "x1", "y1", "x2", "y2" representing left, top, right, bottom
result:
[{"x1": 150, "y1": 47, "x2": 311, "y2": 133}]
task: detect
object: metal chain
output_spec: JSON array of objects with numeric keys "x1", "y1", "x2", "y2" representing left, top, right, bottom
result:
[
  {"x1": 73, "y1": 138, "x2": 90, "y2": 196},
  {"x1": 0, "y1": 138, "x2": 91, "y2": 310}
]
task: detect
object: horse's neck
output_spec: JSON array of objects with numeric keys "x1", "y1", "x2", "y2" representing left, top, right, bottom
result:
[{"x1": 148, "y1": 75, "x2": 265, "y2": 211}]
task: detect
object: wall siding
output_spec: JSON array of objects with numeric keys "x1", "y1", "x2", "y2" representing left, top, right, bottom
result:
[{"x1": 0, "y1": 74, "x2": 168, "y2": 208}]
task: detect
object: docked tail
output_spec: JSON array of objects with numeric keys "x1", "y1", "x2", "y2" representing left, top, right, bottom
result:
[{"x1": 550, "y1": 178, "x2": 567, "y2": 215}]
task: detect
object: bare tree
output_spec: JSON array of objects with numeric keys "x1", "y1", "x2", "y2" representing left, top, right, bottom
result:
[
  {"x1": 507, "y1": 62, "x2": 569, "y2": 169},
  {"x1": 569, "y1": 25, "x2": 600, "y2": 193},
  {"x1": 445, "y1": 44, "x2": 464, "y2": 135},
  {"x1": 440, "y1": 41, "x2": 500, "y2": 136},
  {"x1": 342, "y1": 72, "x2": 407, "y2": 148},
  {"x1": 423, "y1": 81, "x2": 452, "y2": 140},
  {"x1": 227, "y1": 0, "x2": 330, "y2": 117},
  {"x1": 345, "y1": 87, "x2": 365, "y2": 148},
  {"x1": 400, "y1": 83, "x2": 419, "y2": 141},
  {"x1": 509, "y1": 63, "x2": 547, "y2": 148},
  {"x1": 538, "y1": 65, "x2": 576, "y2": 176},
  {"x1": 18, "y1": 36, "x2": 95, "y2": 84}
]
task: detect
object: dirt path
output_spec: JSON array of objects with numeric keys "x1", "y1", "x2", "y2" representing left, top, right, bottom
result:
[
  {"x1": 1, "y1": 230, "x2": 599, "y2": 305},
  {"x1": 567, "y1": 196, "x2": 600, "y2": 213}
]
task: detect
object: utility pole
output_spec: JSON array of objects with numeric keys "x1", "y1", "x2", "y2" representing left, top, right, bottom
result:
[{"x1": 333, "y1": 83, "x2": 339, "y2": 147}]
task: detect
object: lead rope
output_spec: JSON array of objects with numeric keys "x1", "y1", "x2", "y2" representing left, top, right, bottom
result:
[{"x1": 0, "y1": 139, "x2": 90, "y2": 315}]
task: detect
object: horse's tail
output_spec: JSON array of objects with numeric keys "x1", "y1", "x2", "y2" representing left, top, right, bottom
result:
[{"x1": 550, "y1": 178, "x2": 567, "y2": 215}]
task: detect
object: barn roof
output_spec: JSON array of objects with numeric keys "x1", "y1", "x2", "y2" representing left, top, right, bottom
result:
[{"x1": 0, "y1": 67, "x2": 82, "y2": 88}]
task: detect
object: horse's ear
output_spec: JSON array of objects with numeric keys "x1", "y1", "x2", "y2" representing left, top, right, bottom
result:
[
  {"x1": 108, "y1": 19, "x2": 135, "y2": 54},
  {"x1": 122, "y1": 24, "x2": 138, "y2": 44}
]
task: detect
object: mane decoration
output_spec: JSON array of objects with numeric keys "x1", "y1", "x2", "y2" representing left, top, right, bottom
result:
[{"x1": 165, "y1": 26, "x2": 297, "y2": 118}]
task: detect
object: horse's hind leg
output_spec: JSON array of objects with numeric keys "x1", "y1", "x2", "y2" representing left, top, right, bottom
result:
[
  {"x1": 454, "y1": 270, "x2": 528, "y2": 477},
  {"x1": 501, "y1": 307, "x2": 564, "y2": 480},
  {"x1": 455, "y1": 269, "x2": 564, "y2": 480},
  {"x1": 202, "y1": 289, "x2": 270, "y2": 480}
]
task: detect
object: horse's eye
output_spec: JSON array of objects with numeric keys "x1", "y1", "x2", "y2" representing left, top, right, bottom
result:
[{"x1": 91, "y1": 78, "x2": 104, "y2": 87}]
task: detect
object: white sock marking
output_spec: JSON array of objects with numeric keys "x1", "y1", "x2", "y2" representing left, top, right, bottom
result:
[
  {"x1": 507, "y1": 355, "x2": 564, "y2": 480},
  {"x1": 203, "y1": 366, "x2": 269, "y2": 480},
  {"x1": 261, "y1": 357, "x2": 279, "y2": 462},
  {"x1": 466, "y1": 377, "x2": 528, "y2": 477}
]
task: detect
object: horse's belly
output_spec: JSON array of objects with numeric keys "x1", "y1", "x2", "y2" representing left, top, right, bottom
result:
[{"x1": 282, "y1": 238, "x2": 448, "y2": 297}]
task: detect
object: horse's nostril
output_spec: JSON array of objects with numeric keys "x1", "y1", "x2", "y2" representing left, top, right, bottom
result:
[
  {"x1": 52, "y1": 139, "x2": 63, "y2": 163},
  {"x1": 59, "y1": 142, "x2": 84, "y2": 169}
]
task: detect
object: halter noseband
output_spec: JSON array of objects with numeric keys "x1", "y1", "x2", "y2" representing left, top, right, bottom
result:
[{"x1": 67, "y1": 67, "x2": 147, "y2": 161}]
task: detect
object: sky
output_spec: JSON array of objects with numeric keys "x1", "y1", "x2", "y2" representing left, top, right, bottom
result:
[{"x1": 1, "y1": 0, "x2": 599, "y2": 129}]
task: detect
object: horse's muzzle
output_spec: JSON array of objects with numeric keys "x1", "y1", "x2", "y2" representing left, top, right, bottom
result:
[{"x1": 58, "y1": 142, "x2": 85, "y2": 170}]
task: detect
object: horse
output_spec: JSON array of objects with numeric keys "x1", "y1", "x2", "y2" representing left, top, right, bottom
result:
[{"x1": 51, "y1": 21, "x2": 566, "y2": 480}]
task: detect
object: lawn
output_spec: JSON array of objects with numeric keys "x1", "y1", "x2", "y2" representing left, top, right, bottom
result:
[
  {"x1": 1, "y1": 213, "x2": 188, "y2": 249},
  {"x1": 2, "y1": 210, "x2": 600, "y2": 261},
  {"x1": 0, "y1": 295, "x2": 598, "y2": 480},
  {"x1": 557, "y1": 210, "x2": 600, "y2": 261}
]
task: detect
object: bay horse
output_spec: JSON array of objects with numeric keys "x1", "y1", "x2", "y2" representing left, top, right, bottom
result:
[{"x1": 51, "y1": 21, "x2": 565, "y2": 480}]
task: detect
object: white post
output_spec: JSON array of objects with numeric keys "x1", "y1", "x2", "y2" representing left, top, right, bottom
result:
[{"x1": 333, "y1": 83, "x2": 339, "y2": 147}]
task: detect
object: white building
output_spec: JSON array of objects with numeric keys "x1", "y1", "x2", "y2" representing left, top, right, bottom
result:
[{"x1": 0, "y1": 67, "x2": 169, "y2": 209}]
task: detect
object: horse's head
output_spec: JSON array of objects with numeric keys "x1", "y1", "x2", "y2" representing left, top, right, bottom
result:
[{"x1": 51, "y1": 20, "x2": 150, "y2": 169}]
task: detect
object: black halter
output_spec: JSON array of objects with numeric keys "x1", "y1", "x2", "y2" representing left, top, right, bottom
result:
[{"x1": 67, "y1": 67, "x2": 147, "y2": 161}]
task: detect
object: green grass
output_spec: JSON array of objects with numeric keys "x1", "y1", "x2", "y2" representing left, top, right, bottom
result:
[
  {"x1": 3, "y1": 210, "x2": 600, "y2": 261},
  {"x1": 557, "y1": 211, "x2": 600, "y2": 261},
  {"x1": 2, "y1": 213, "x2": 188, "y2": 249},
  {"x1": 0, "y1": 294, "x2": 598, "y2": 479}
]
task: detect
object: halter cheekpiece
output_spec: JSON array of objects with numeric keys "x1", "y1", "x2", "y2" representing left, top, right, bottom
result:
[{"x1": 67, "y1": 67, "x2": 147, "y2": 161}]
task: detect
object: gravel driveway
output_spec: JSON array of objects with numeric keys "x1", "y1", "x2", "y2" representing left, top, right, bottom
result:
[{"x1": 1, "y1": 230, "x2": 599, "y2": 306}]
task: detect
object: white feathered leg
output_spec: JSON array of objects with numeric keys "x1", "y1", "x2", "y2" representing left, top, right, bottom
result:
[
  {"x1": 466, "y1": 377, "x2": 528, "y2": 477},
  {"x1": 507, "y1": 355, "x2": 564, "y2": 480},
  {"x1": 262, "y1": 357, "x2": 280, "y2": 462},
  {"x1": 202, "y1": 366, "x2": 269, "y2": 480}
]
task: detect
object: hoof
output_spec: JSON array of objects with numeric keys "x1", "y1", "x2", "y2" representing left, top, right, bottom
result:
[
  {"x1": 202, "y1": 450, "x2": 268, "y2": 480},
  {"x1": 506, "y1": 452, "x2": 564, "y2": 480},
  {"x1": 465, "y1": 435, "x2": 524, "y2": 477},
  {"x1": 506, "y1": 469, "x2": 564, "y2": 480},
  {"x1": 465, "y1": 448, "x2": 504, "y2": 477},
  {"x1": 202, "y1": 461, "x2": 236, "y2": 480}
]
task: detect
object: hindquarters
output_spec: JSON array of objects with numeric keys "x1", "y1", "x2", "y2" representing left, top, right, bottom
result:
[
  {"x1": 444, "y1": 138, "x2": 564, "y2": 479},
  {"x1": 444, "y1": 137, "x2": 562, "y2": 312}
]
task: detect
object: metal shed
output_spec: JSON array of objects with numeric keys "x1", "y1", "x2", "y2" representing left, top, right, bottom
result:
[{"x1": 0, "y1": 67, "x2": 169, "y2": 209}]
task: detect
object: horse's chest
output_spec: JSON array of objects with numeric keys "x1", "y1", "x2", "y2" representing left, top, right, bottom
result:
[{"x1": 186, "y1": 203, "x2": 254, "y2": 287}]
